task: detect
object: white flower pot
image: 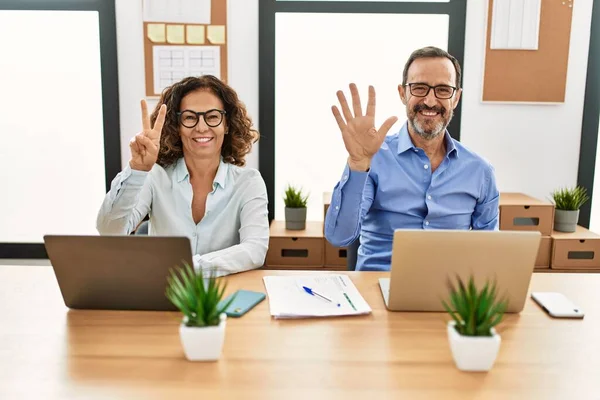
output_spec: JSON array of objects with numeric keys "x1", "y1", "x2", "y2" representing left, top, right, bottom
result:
[
  {"x1": 179, "y1": 313, "x2": 227, "y2": 361},
  {"x1": 447, "y1": 321, "x2": 501, "y2": 372}
]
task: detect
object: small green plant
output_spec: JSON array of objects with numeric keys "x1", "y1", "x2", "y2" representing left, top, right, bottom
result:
[
  {"x1": 442, "y1": 275, "x2": 508, "y2": 337},
  {"x1": 165, "y1": 262, "x2": 234, "y2": 327},
  {"x1": 551, "y1": 186, "x2": 589, "y2": 211},
  {"x1": 283, "y1": 184, "x2": 308, "y2": 208}
]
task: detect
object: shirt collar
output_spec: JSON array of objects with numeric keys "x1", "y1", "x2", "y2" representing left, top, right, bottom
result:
[
  {"x1": 175, "y1": 157, "x2": 229, "y2": 189},
  {"x1": 397, "y1": 122, "x2": 459, "y2": 159},
  {"x1": 213, "y1": 158, "x2": 228, "y2": 189},
  {"x1": 396, "y1": 122, "x2": 415, "y2": 154},
  {"x1": 175, "y1": 158, "x2": 188, "y2": 183},
  {"x1": 444, "y1": 131, "x2": 459, "y2": 159}
]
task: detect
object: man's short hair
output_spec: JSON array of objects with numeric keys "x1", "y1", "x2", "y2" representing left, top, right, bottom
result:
[{"x1": 402, "y1": 46, "x2": 462, "y2": 89}]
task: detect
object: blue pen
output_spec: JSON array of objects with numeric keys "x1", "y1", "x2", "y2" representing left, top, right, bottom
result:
[{"x1": 302, "y1": 286, "x2": 341, "y2": 307}]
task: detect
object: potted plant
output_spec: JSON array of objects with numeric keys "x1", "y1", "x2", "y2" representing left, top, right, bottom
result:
[
  {"x1": 442, "y1": 275, "x2": 508, "y2": 372},
  {"x1": 284, "y1": 184, "x2": 309, "y2": 230},
  {"x1": 165, "y1": 262, "x2": 235, "y2": 361},
  {"x1": 550, "y1": 186, "x2": 589, "y2": 232}
]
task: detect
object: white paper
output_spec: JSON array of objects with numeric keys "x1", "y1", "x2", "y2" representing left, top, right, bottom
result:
[
  {"x1": 143, "y1": 0, "x2": 211, "y2": 24},
  {"x1": 263, "y1": 275, "x2": 372, "y2": 319},
  {"x1": 490, "y1": 0, "x2": 541, "y2": 50},
  {"x1": 152, "y1": 45, "x2": 220, "y2": 95},
  {"x1": 520, "y1": 0, "x2": 542, "y2": 49}
]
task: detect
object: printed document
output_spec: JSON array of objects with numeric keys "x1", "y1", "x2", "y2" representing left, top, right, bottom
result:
[{"x1": 263, "y1": 275, "x2": 372, "y2": 319}]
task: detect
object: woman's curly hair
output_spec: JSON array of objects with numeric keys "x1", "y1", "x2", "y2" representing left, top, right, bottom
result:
[{"x1": 149, "y1": 75, "x2": 259, "y2": 167}]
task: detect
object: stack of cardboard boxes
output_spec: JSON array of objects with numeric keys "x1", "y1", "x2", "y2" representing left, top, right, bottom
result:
[
  {"x1": 265, "y1": 221, "x2": 325, "y2": 269},
  {"x1": 264, "y1": 192, "x2": 347, "y2": 270},
  {"x1": 500, "y1": 193, "x2": 600, "y2": 271},
  {"x1": 266, "y1": 191, "x2": 600, "y2": 271},
  {"x1": 499, "y1": 193, "x2": 554, "y2": 269}
]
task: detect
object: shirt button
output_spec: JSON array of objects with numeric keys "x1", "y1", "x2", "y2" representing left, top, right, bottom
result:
[
  {"x1": 335, "y1": 206, "x2": 339, "y2": 210},
  {"x1": 427, "y1": 195, "x2": 432, "y2": 200},
  {"x1": 192, "y1": 232, "x2": 197, "y2": 237},
  {"x1": 414, "y1": 149, "x2": 418, "y2": 153},
  {"x1": 424, "y1": 165, "x2": 429, "y2": 170},
  {"x1": 343, "y1": 175, "x2": 348, "y2": 180},
  {"x1": 425, "y1": 221, "x2": 430, "y2": 226}
]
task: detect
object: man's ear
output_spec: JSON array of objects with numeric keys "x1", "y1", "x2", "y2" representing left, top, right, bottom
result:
[{"x1": 398, "y1": 84, "x2": 408, "y2": 106}]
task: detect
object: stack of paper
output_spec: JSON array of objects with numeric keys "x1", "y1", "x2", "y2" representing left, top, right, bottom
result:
[{"x1": 262, "y1": 274, "x2": 372, "y2": 319}]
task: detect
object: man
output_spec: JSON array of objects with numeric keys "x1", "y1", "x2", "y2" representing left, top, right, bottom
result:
[{"x1": 325, "y1": 46, "x2": 499, "y2": 271}]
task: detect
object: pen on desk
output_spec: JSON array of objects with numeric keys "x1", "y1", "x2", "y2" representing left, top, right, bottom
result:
[{"x1": 302, "y1": 286, "x2": 341, "y2": 307}]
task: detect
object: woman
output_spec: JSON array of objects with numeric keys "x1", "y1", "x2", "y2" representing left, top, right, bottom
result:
[{"x1": 97, "y1": 75, "x2": 269, "y2": 276}]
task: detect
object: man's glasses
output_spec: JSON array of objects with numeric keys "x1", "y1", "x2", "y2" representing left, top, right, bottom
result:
[
  {"x1": 176, "y1": 109, "x2": 226, "y2": 128},
  {"x1": 405, "y1": 83, "x2": 457, "y2": 99}
]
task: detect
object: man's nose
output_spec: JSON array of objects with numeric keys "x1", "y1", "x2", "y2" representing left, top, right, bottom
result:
[{"x1": 423, "y1": 89, "x2": 438, "y2": 107}]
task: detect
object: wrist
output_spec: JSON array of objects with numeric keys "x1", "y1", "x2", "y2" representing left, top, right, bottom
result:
[
  {"x1": 347, "y1": 157, "x2": 370, "y2": 172},
  {"x1": 129, "y1": 160, "x2": 152, "y2": 172}
]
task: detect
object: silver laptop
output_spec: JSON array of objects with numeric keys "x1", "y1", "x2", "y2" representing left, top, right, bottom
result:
[
  {"x1": 379, "y1": 229, "x2": 541, "y2": 313},
  {"x1": 44, "y1": 235, "x2": 194, "y2": 311}
]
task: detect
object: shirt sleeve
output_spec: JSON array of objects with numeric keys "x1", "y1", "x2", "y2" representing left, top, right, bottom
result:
[
  {"x1": 324, "y1": 163, "x2": 375, "y2": 247},
  {"x1": 471, "y1": 164, "x2": 499, "y2": 230},
  {"x1": 96, "y1": 164, "x2": 152, "y2": 235},
  {"x1": 194, "y1": 171, "x2": 269, "y2": 277}
]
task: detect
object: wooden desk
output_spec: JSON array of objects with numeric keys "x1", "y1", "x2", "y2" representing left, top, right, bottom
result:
[{"x1": 1, "y1": 266, "x2": 599, "y2": 399}]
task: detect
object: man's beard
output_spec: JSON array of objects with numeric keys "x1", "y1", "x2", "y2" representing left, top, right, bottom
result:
[{"x1": 408, "y1": 103, "x2": 453, "y2": 140}]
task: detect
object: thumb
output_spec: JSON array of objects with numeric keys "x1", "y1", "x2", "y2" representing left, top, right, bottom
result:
[
  {"x1": 378, "y1": 116, "x2": 398, "y2": 138},
  {"x1": 130, "y1": 137, "x2": 141, "y2": 155}
]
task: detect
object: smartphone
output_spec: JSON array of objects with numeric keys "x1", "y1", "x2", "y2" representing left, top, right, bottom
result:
[
  {"x1": 220, "y1": 290, "x2": 266, "y2": 318},
  {"x1": 531, "y1": 292, "x2": 585, "y2": 319}
]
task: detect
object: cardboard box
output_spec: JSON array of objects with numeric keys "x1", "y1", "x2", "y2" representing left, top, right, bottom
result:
[
  {"x1": 535, "y1": 236, "x2": 552, "y2": 269},
  {"x1": 551, "y1": 226, "x2": 600, "y2": 270},
  {"x1": 499, "y1": 193, "x2": 555, "y2": 235},
  {"x1": 266, "y1": 221, "x2": 324, "y2": 267},
  {"x1": 325, "y1": 240, "x2": 347, "y2": 267},
  {"x1": 323, "y1": 192, "x2": 332, "y2": 220}
]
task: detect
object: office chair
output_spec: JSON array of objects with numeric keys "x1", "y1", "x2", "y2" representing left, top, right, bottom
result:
[
  {"x1": 134, "y1": 220, "x2": 149, "y2": 235},
  {"x1": 346, "y1": 237, "x2": 360, "y2": 271}
]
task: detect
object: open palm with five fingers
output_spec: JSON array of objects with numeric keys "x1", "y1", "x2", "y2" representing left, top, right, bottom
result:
[
  {"x1": 129, "y1": 100, "x2": 167, "y2": 172},
  {"x1": 332, "y1": 84, "x2": 398, "y2": 171}
]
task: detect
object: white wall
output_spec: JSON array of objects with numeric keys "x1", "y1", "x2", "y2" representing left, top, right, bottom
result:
[
  {"x1": 273, "y1": 12, "x2": 449, "y2": 221},
  {"x1": 460, "y1": 0, "x2": 594, "y2": 203},
  {"x1": 115, "y1": 0, "x2": 594, "y2": 218},
  {"x1": 114, "y1": 0, "x2": 259, "y2": 171}
]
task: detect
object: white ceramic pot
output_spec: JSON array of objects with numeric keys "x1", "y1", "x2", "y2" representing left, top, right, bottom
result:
[
  {"x1": 447, "y1": 321, "x2": 501, "y2": 372},
  {"x1": 179, "y1": 313, "x2": 227, "y2": 361}
]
